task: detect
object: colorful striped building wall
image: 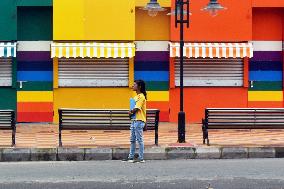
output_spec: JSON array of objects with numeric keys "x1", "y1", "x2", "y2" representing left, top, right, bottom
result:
[
  {"x1": 249, "y1": 9, "x2": 283, "y2": 107},
  {"x1": 135, "y1": 41, "x2": 170, "y2": 121},
  {"x1": 135, "y1": 9, "x2": 170, "y2": 122},
  {"x1": 16, "y1": 6, "x2": 53, "y2": 122},
  {"x1": 17, "y1": 43, "x2": 53, "y2": 122}
]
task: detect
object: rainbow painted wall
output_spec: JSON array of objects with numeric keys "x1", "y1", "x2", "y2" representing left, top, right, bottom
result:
[{"x1": 0, "y1": 0, "x2": 283, "y2": 124}]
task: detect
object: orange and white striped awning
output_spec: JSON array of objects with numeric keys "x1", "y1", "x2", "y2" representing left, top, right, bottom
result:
[
  {"x1": 51, "y1": 42, "x2": 135, "y2": 58},
  {"x1": 170, "y1": 42, "x2": 253, "y2": 58}
]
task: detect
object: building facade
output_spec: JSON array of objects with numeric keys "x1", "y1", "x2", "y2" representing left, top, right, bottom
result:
[{"x1": 0, "y1": 0, "x2": 283, "y2": 123}]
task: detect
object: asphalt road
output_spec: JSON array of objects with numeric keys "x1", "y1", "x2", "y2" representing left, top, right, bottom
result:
[{"x1": 0, "y1": 159, "x2": 284, "y2": 189}]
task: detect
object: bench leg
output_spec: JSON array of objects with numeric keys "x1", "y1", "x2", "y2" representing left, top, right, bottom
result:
[
  {"x1": 59, "y1": 128, "x2": 62, "y2": 147},
  {"x1": 12, "y1": 126, "x2": 16, "y2": 147},
  {"x1": 202, "y1": 119, "x2": 209, "y2": 145}
]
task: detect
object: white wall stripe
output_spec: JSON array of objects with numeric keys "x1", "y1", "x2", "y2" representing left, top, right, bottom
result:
[
  {"x1": 17, "y1": 41, "x2": 51, "y2": 51},
  {"x1": 136, "y1": 41, "x2": 169, "y2": 51},
  {"x1": 252, "y1": 41, "x2": 282, "y2": 51}
]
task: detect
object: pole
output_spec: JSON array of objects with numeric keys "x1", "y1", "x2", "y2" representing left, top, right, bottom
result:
[{"x1": 177, "y1": 0, "x2": 185, "y2": 143}]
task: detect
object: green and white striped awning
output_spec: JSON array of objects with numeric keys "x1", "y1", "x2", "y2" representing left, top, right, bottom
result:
[{"x1": 0, "y1": 42, "x2": 17, "y2": 58}]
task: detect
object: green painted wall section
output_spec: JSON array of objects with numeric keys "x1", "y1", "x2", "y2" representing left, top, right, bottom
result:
[
  {"x1": 146, "y1": 81, "x2": 169, "y2": 91},
  {"x1": 17, "y1": 0, "x2": 52, "y2": 6},
  {"x1": 0, "y1": 88, "x2": 17, "y2": 110},
  {"x1": 0, "y1": 0, "x2": 52, "y2": 40},
  {"x1": 0, "y1": 0, "x2": 17, "y2": 40},
  {"x1": 17, "y1": 82, "x2": 53, "y2": 91},
  {"x1": 12, "y1": 58, "x2": 17, "y2": 88},
  {"x1": 17, "y1": 6, "x2": 53, "y2": 40},
  {"x1": 249, "y1": 81, "x2": 283, "y2": 91}
]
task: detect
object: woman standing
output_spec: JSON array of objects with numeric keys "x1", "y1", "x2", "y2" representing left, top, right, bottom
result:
[{"x1": 123, "y1": 80, "x2": 147, "y2": 163}]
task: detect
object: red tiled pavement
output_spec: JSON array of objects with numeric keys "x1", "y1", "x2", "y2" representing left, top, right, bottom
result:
[{"x1": 1, "y1": 122, "x2": 284, "y2": 148}]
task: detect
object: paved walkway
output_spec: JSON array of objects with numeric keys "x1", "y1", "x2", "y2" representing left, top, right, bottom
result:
[{"x1": 1, "y1": 122, "x2": 284, "y2": 148}]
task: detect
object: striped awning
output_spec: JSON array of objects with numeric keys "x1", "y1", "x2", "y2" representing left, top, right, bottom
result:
[
  {"x1": 170, "y1": 42, "x2": 253, "y2": 58},
  {"x1": 51, "y1": 42, "x2": 136, "y2": 58},
  {"x1": 0, "y1": 42, "x2": 17, "y2": 58}
]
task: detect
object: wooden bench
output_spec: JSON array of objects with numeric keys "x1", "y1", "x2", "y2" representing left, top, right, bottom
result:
[
  {"x1": 58, "y1": 108, "x2": 160, "y2": 147},
  {"x1": 0, "y1": 110, "x2": 16, "y2": 146},
  {"x1": 202, "y1": 108, "x2": 284, "y2": 145}
]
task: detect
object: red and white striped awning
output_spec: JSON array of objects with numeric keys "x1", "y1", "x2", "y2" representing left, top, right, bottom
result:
[{"x1": 170, "y1": 42, "x2": 253, "y2": 58}]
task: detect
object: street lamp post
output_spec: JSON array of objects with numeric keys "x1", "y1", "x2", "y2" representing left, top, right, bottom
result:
[
  {"x1": 143, "y1": 0, "x2": 225, "y2": 143},
  {"x1": 175, "y1": 0, "x2": 189, "y2": 143}
]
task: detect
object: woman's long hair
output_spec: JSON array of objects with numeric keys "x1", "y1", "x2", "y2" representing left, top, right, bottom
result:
[{"x1": 135, "y1": 80, "x2": 147, "y2": 100}]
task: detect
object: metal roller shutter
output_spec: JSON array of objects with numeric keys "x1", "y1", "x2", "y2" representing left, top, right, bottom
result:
[
  {"x1": 175, "y1": 58, "x2": 243, "y2": 87},
  {"x1": 58, "y1": 58, "x2": 129, "y2": 87},
  {"x1": 0, "y1": 58, "x2": 12, "y2": 86}
]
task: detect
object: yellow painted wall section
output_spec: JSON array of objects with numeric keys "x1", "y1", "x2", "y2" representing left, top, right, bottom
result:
[
  {"x1": 53, "y1": 0, "x2": 84, "y2": 40},
  {"x1": 148, "y1": 91, "x2": 169, "y2": 101},
  {"x1": 248, "y1": 91, "x2": 283, "y2": 101},
  {"x1": 54, "y1": 0, "x2": 135, "y2": 40},
  {"x1": 136, "y1": 0, "x2": 171, "y2": 7},
  {"x1": 53, "y1": 88, "x2": 133, "y2": 122},
  {"x1": 133, "y1": 91, "x2": 169, "y2": 101},
  {"x1": 18, "y1": 91, "x2": 54, "y2": 102},
  {"x1": 135, "y1": 8, "x2": 170, "y2": 40},
  {"x1": 53, "y1": 58, "x2": 58, "y2": 89},
  {"x1": 84, "y1": 0, "x2": 135, "y2": 40},
  {"x1": 129, "y1": 58, "x2": 134, "y2": 88}
]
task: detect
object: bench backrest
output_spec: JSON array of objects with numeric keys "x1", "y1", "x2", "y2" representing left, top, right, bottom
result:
[
  {"x1": 59, "y1": 109, "x2": 160, "y2": 130},
  {"x1": 0, "y1": 110, "x2": 15, "y2": 129},
  {"x1": 205, "y1": 108, "x2": 284, "y2": 129}
]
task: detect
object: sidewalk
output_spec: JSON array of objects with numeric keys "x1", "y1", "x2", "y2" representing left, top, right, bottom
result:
[{"x1": 0, "y1": 122, "x2": 284, "y2": 161}]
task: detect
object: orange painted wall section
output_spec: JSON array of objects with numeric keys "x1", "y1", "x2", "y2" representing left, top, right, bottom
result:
[
  {"x1": 252, "y1": 8, "x2": 283, "y2": 40},
  {"x1": 169, "y1": 88, "x2": 248, "y2": 123},
  {"x1": 253, "y1": 0, "x2": 284, "y2": 7},
  {"x1": 248, "y1": 101, "x2": 283, "y2": 107},
  {"x1": 135, "y1": 8, "x2": 170, "y2": 40},
  {"x1": 170, "y1": 0, "x2": 252, "y2": 42},
  {"x1": 17, "y1": 102, "x2": 53, "y2": 112}
]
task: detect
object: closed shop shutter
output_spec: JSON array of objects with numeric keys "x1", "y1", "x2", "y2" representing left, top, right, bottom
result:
[
  {"x1": 0, "y1": 58, "x2": 12, "y2": 86},
  {"x1": 175, "y1": 58, "x2": 243, "y2": 87},
  {"x1": 58, "y1": 58, "x2": 129, "y2": 87}
]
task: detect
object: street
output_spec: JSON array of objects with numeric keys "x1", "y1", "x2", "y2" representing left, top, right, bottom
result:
[{"x1": 0, "y1": 159, "x2": 284, "y2": 188}]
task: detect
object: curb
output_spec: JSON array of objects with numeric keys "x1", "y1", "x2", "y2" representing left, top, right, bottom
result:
[{"x1": 0, "y1": 147, "x2": 283, "y2": 162}]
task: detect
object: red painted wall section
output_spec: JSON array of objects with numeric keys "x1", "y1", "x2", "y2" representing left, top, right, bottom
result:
[
  {"x1": 252, "y1": 8, "x2": 283, "y2": 40},
  {"x1": 253, "y1": 0, "x2": 284, "y2": 8},
  {"x1": 147, "y1": 102, "x2": 169, "y2": 121},
  {"x1": 169, "y1": 88, "x2": 248, "y2": 123},
  {"x1": 170, "y1": 0, "x2": 252, "y2": 42}
]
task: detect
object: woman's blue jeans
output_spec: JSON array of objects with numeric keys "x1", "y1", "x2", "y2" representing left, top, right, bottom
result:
[{"x1": 128, "y1": 120, "x2": 145, "y2": 160}]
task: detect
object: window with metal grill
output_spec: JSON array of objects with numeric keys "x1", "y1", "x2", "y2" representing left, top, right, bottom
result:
[{"x1": 175, "y1": 58, "x2": 244, "y2": 87}]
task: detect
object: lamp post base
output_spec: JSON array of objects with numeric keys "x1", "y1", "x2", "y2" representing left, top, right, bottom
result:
[{"x1": 178, "y1": 111, "x2": 186, "y2": 143}]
